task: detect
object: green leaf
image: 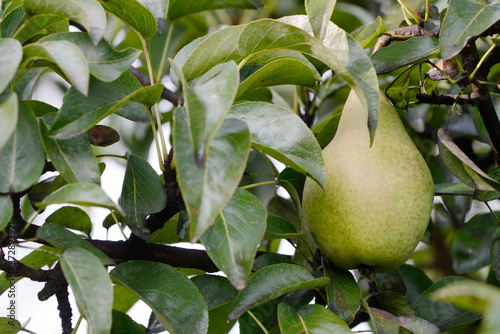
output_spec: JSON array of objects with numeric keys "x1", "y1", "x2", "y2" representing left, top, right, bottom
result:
[
  {"x1": 60, "y1": 248, "x2": 113, "y2": 334},
  {"x1": 46, "y1": 206, "x2": 92, "y2": 237},
  {"x1": 173, "y1": 107, "x2": 251, "y2": 241},
  {"x1": 170, "y1": 61, "x2": 206, "y2": 166},
  {"x1": 263, "y1": 214, "x2": 306, "y2": 240},
  {"x1": 28, "y1": 175, "x2": 68, "y2": 213},
  {"x1": 398, "y1": 316, "x2": 440, "y2": 334},
  {"x1": 277, "y1": 167, "x2": 306, "y2": 200},
  {"x1": 23, "y1": 0, "x2": 106, "y2": 44},
  {"x1": 0, "y1": 2, "x2": 26, "y2": 40},
  {"x1": 430, "y1": 280, "x2": 500, "y2": 334},
  {"x1": 111, "y1": 309, "x2": 146, "y2": 334},
  {"x1": 36, "y1": 223, "x2": 113, "y2": 265},
  {"x1": 278, "y1": 302, "x2": 351, "y2": 334},
  {"x1": 181, "y1": 25, "x2": 245, "y2": 83},
  {"x1": 194, "y1": 61, "x2": 240, "y2": 154},
  {"x1": 201, "y1": 188, "x2": 267, "y2": 290},
  {"x1": 171, "y1": 60, "x2": 240, "y2": 169},
  {"x1": 207, "y1": 301, "x2": 237, "y2": 334},
  {"x1": 278, "y1": 179, "x2": 317, "y2": 269},
  {"x1": 13, "y1": 14, "x2": 67, "y2": 43},
  {"x1": 0, "y1": 91, "x2": 18, "y2": 151},
  {"x1": 478, "y1": 299, "x2": 500, "y2": 334},
  {"x1": 353, "y1": 16, "x2": 385, "y2": 48},
  {"x1": 245, "y1": 49, "x2": 321, "y2": 73},
  {"x1": 371, "y1": 36, "x2": 440, "y2": 74},
  {"x1": 305, "y1": 0, "x2": 337, "y2": 41},
  {"x1": 24, "y1": 99, "x2": 58, "y2": 117},
  {"x1": 367, "y1": 307, "x2": 400, "y2": 334},
  {"x1": 169, "y1": 35, "x2": 207, "y2": 86},
  {"x1": 437, "y1": 128, "x2": 500, "y2": 191},
  {"x1": 239, "y1": 16, "x2": 380, "y2": 142},
  {"x1": 452, "y1": 212, "x2": 500, "y2": 274},
  {"x1": 48, "y1": 71, "x2": 163, "y2": 139},
  {"x1": 22, "y1": 40, "x2": 89, "y2": 95},
  {"x1": 238, "y1": 58, "x2": 320, "y2": 96},
  {"x1": 148, "y1": 215, "x2": 180, "y2": 244},
  {"x1": 0, "y1": 245, "x2": 60, "y2": 296},
  {"x1": 38, "y1": 182, "x2": 121, "y2": 213},
  {"x1": 191, "y1": 274, "x2": 238, "y2": 310},
  {"x1": 491, "y1": 238, "x2": 500, "y2": 280},
  {"x1": 434, "y1": 182, "x2": 475, "y2": 196},
  {"x1": 0, "y1": 39, "x2": 22, "y2": 93},
  {"x1": 112, "y1": 284, "x2": 140, "y2": 313},
  {"x1": 324, "y1": 261, "x2": 361, "y2": 322},
  {"x1": 253, "y1": 253, "x2": 294, "y2": 272},
  {"x1": 40, "y1": 32, "x2": 141, "y2": 82},
  {"x1": 13, "y1": 67, "x2": 43, "y2": 100},
  {"x1": 397, "y1": 264, "x2": 433, "y2": 305},
  {"x1": 0, "y1": 317, "x2": 21, "y2": 333},
  {"x1": 0, "y1": 101, "x2": 44, "y2": 193},
  {"x1": 431, "y1": 279, "x2": 500, "y2": 314},
  {"x1": 413, "y1": 276, "x2": 481, "y2": 331},
  {"x1": 374, "y1": 271, "x2": 407, "y2": 294},
  {"x1": 167, "y1": 0, "x2": 260, "y2": 21},
  {"x1": 440, "y1": 0, "x2": 500, "y2": 60},
  {"x1": 228, "y1": 263, "x2": 330, "y2": 320},
  {"x1": 110, "y1": 261, "x2": 209, "y2": 334},
  {"x1": 385, "y1": 65, "x2": 416, "y2": 110},
  {"x1": 473, "y1": 167, "x2": 500, "y2": 201},
  {"x1": 99, "y1": 0, "x2": 157, "y2": 41},
  {"x1": 372, "y1": 291, "x2": 415, "y2": 317},
  {"x1": 0, "y1": 194, "x2": 13, "y2": 231},
  {"x1": 229, "y1": 102, "x2": 325, "y2": 188},
  {"x1": 316, "y1": 111, "x2": 341, "y2": 149},
  {"x1": 119, "y1": 154, "x2": 166, "y2": 240},
  {"x1": 238, "y1": 299, "x2": 281, "y2": 334},
  {"x1": 136, "y1": 0, "x2": 168, "y2": 34},
  {"x1": 39, "y1": 114, "x2": 101, "y2": 184}
]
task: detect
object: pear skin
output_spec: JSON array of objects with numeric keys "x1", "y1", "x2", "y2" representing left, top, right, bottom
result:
[{"x1": 302, "y1": 90, "x2": 434, "y2": 272}]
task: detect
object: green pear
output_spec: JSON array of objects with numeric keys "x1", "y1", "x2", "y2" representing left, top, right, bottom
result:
[{"x1": 302, "y1": 90, "x2": 434, "y2": 272}]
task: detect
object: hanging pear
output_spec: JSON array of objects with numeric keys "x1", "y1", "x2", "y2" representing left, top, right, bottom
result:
[{"x1": 302, "y1": 90, "x2": 434, "y2": 272}]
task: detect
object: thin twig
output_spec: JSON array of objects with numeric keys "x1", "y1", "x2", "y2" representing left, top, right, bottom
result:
[{"x1": 128, "y1": 66, "x2": 179, "y2": 105}]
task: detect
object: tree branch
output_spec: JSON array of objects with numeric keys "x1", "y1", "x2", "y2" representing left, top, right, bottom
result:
[
  {"x1": 128, "y1": 67, "x2": 179, "y2": 105},
  {"x1": 462, "y1": 42, "x2": 500, "y2": 166},
  {"x1": 89, "y1": 239, "x2": 220, "y2": 272},
  {"x1": 56, "y1": 282, "x2": 73, "y2": 334},
  {"x1": 416, "y1": 93, "x2": 476, "y2": 105},
  {"x1": 0, "y1": 253, "x2": 49, "y2": 282}
]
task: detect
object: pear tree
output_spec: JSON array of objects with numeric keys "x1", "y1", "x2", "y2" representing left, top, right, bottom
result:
[{"x1": 1, "y1": 0, "x2": 500, "y2": 333}]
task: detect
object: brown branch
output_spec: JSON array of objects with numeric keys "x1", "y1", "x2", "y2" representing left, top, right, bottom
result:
[
  {"x1": 89, "y1": 239, "x2": 220, "y2": 272},
  {"x1": 34, "y1": 264, "x2": 73, "y2": 333},
  {"x1": 55, "y1": 282, "x2": 73, "y2": 334},
  {"x1": 1, "y1": 249, "x2": 73, "y2": 331},
  {"x1": 128, "y1": 67, "x2": 179, "y2": 105},
  {"x1": 0, "y1": 252, "x2": 49, "y2": 282},
  {"x1": 461, "y1": 43, "x2": 500, "y2": 166},
  {"x1": 416, "y1": 93, "x2": 476, "y2": 105},
  {"x1": 472, "y1": 84, "x2": 500, "y2": 166}
]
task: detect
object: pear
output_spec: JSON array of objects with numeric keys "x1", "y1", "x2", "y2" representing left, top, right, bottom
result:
[{"x1": 302, "y1": 90, "x2": 434, "y2": 272}]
